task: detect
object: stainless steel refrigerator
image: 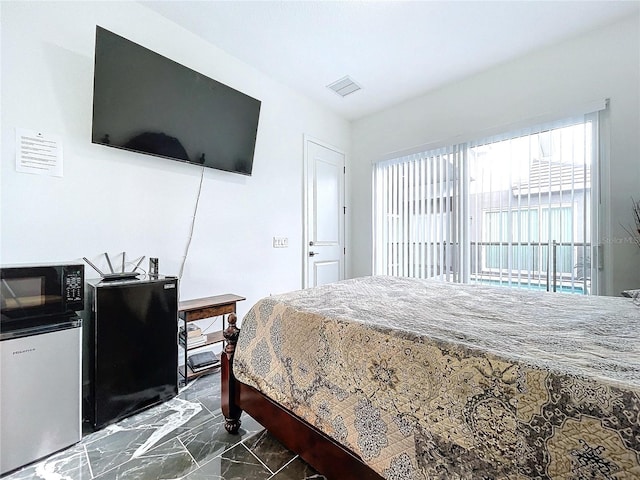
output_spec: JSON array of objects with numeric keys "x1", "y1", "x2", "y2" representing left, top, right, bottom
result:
[
  {"x1": 0, "y1": 317, "x2": 82, "y2": 475},
  {"x1": 1, "y1": 262, "x2": 84, "y2": 475},
  {"x1": 84, "y1": 276, "x2": 178, "y2": 430}
]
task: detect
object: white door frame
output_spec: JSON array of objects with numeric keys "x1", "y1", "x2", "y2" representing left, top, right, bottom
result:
[{"x1": 303, "y1": 135, "x2": 347, "y2": 288}]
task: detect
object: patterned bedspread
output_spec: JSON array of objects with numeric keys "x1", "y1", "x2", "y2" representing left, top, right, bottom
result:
[{"x1": 233, "y1": 276, "x2": 640, "y2": 479}]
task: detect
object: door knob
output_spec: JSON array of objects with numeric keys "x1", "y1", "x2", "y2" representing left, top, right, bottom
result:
[
  {"x1": 309, "y1": 251, "x2": 319, "y2": 257},
  {"x1": 309, "y1": 241, "x2": 314, "y2": 246}
]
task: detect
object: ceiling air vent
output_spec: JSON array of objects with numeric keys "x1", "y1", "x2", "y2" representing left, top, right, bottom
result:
[{"x1": 327, "y1": 76, "x2": 362, "y2": 97}]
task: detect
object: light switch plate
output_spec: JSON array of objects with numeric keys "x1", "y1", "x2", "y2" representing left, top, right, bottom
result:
[{"x1": 273, "y1": 237, "x2": 289, "y2": 248}]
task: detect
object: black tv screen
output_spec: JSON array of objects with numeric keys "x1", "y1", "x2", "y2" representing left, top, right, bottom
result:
[{"x1": 92, "y1": 26, "x2": 261, "y2": 176}]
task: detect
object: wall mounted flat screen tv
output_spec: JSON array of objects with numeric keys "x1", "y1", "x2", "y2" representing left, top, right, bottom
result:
[{"x1": 92, "y1": 26, "x2": 261, "y2": 176}]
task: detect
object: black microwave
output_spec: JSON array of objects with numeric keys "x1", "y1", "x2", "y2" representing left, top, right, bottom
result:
[{"x1": 0, "y1": 263, "x2": 84, "y2": 322}]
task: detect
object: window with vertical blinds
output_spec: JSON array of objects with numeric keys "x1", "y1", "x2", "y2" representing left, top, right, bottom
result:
[{"x1": 373, "y1": 111, "x2": 601, "y2": 294}]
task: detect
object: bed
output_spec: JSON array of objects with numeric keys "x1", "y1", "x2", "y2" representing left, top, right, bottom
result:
[{"x1": 221, "y1": 275, "x2": 640, "y2": 479}]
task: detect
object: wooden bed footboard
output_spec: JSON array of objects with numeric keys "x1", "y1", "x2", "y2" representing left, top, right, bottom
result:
[
  {"x1": 221, "y1": 314, "x2": 383, "y2": 480},
  {"x1": 220, "y1": 313, "x2": 242, "y2": 433}
]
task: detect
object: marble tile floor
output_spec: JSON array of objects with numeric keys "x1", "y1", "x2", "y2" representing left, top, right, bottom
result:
[{"x1": 2, "y1": 373, "x2": 325, "y2": 480}]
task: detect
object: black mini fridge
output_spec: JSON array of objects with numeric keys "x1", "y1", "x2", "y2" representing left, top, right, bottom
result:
[{"x1": 84, "y1": 276, "x2": 178, "y2": 429}]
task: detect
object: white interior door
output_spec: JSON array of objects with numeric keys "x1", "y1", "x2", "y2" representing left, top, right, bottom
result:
[{"x1": 304, "y1": 137, "x2": 345, "y2": 288}]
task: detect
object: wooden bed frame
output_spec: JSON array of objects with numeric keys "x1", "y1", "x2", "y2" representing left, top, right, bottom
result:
[{"x1": 221, "y1": 314, "x2": 384, "y2": 480}]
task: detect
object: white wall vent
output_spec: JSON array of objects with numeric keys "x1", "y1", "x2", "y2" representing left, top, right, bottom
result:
[{"x1": 327, "y1": 76, "x2": 362, "y2": 97}]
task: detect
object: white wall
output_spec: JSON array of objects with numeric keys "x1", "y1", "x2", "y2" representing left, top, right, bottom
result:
[
  {"x1": 350, "y1": 14, "x2": 640, "y2": 296},
  {"x1": 0, "y1": 1, "x2": 351, "y2": 318}
]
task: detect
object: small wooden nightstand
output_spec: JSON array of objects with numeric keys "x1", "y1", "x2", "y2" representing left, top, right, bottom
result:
[{"x1": 178, "y1": 294, "x2": 245, "y2": 384}]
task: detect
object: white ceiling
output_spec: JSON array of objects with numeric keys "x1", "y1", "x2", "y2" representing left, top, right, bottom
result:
[{"x1": 141, "y1": 1, "x2": 640, "y2": 121}]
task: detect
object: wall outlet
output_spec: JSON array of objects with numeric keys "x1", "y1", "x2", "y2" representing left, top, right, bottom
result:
[{"x1": 273, "y1": 236, "x2": 289, "y2": 248}]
